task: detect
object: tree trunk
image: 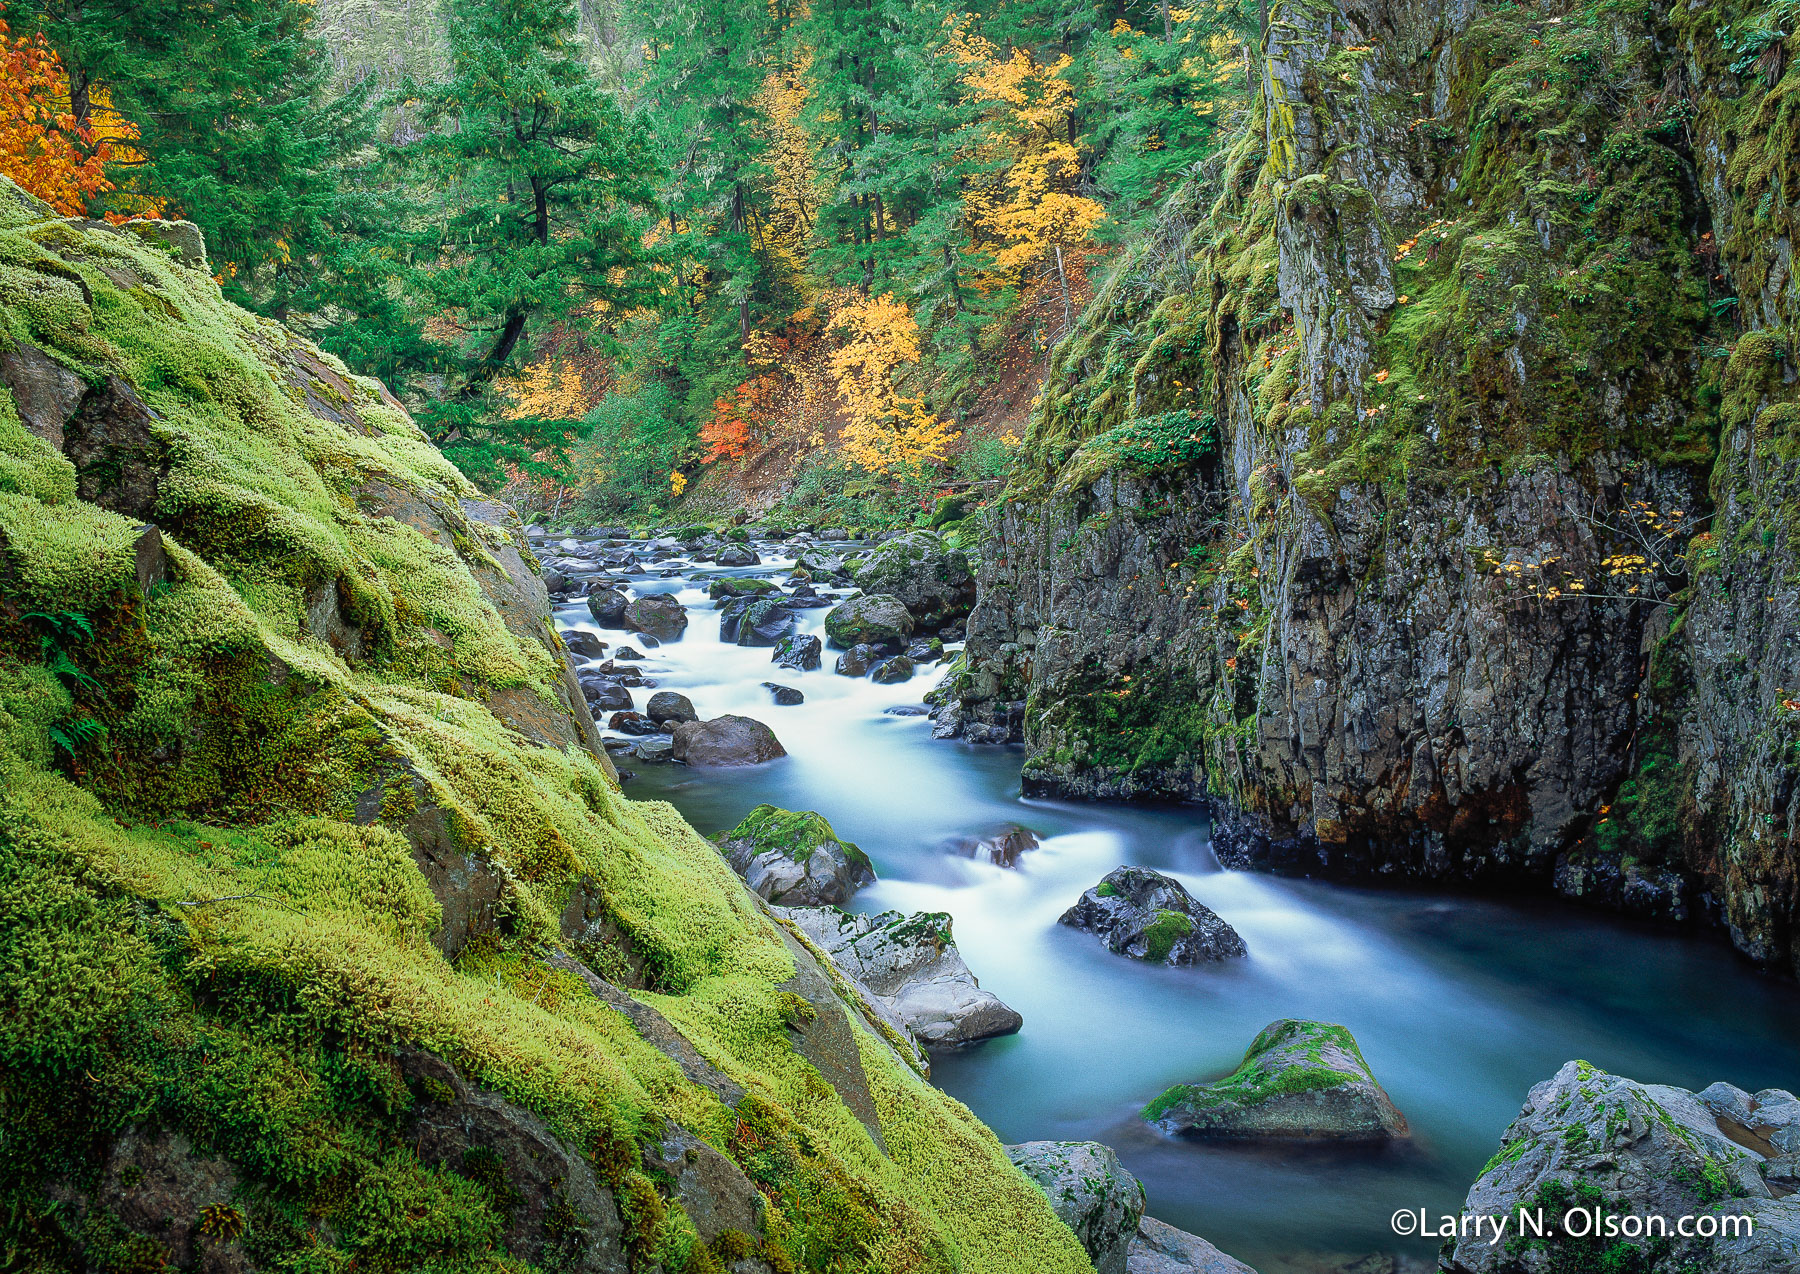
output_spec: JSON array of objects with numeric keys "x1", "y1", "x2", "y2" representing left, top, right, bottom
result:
[{"x1": 1053, "y1": 244, "x2": 1073, "y2": 336}]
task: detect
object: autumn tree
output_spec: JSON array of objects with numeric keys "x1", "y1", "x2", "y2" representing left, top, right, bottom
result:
[
  {"x1": 0, "y1": 10, "x2": 119, "y2": 213},
  {"x1": 828, "y1": 292, "x2": 957, "y2": 472}
]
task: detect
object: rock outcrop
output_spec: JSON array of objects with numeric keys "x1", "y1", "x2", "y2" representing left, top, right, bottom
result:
[
  {"x1": 1060, "y1": 867, "x2": 1246, "y2": 964},
  {"x1": 1128, "y1": 1216, "x2": 1256, "y2": 1274},
  {"x1": 0, "y1": 181, "x2": 1094, "y2": 1274},
  {"x1": 781, "y1": 906, "x2": 1022, "y2": 1048},
  {"x1": 1143, "y1": 1020, "x2": 1407, "y2": 1142},
  {"x1": 1445, "y1": 1062, "x2": 1800, "y2": 1274},
  {"x1": 940, "y1": 0, "x2": 1800, "y2": 975},
  {"x1": 717, "y1": 804, "x2": 876, "y2": 905},
  {"x1": 1006, "y1": 1141, "x2": 1146, "y2": 1274}
]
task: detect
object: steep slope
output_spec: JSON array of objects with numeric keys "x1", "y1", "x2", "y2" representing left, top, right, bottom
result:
[
  {"x1": 948, "y1": 0, "x2": 1800, "y2": 975},
  {"x1": 0, "y1": 180, "x2": 1092, "y2": 1274}
]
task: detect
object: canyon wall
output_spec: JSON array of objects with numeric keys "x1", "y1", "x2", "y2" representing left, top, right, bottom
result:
[{"x1": 947, "y1": 0, "x2": 1800, "y2": 975}]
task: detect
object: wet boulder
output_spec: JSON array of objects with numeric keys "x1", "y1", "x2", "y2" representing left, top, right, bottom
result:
[
  {"x1": 1446, "y1": 1063, "x2": 1800, "y2": 1274},
  {"x1": 671, "y1": 715, "x2": 786, "y2": 766},
  {"x1": 1059, "y1": 866, "x2": 1246, "y2": 965},
  {"x1": 823, "y1": 594, "x2": 914, "y2": 651},
  {"x1": 763, "y1": 682, "x2": 804, "y2": 706},
  {"x1": 850, "y1": 529, "x2": 976, "y2": 627},
  {"x1": 772, "y1": 632, "x2": 822, "y2": 672},
  {"x1": 564, "y1": 630, "x2": 608, "y2": 659},
  {"x1": 607, "y1": 711, "x2": 661, "y2": 736},
  {"x1": 709, "y1": 576, "x2": 779, "y2": 603},
  {"x1": 645, "y1": 690, "x2": 697, "y2": 725},
  {"x1": 782, "y1": 906, "x2": 1022, "y2": 1048},
  {"x1": 870, "y1": 655, "x2": 914, "y2": 684},
  {"x1": 717, "y1": 804, "x2": 873, "y2": 905},
  {"x1": 835, "y1": 644, "x2": 877, "y2": 677},
  {"x1": 948, "y1": 826, "x2": 1040, "y2": 868},
  {"x1": 736, "y1": 598, "x2": 795, "y2": 647},
  {"x1": 581, "y1": 678, "x2": 632, "y2": 712},
  {"x1": 587, "y1": 586, "x2": 629, "y2": 628},
  {"x1": 716, "y1": 545, "x2": 760, "y2": 567},
  {"x1": 1143, "y1": 1019, "x2": 1408, "y2": 1142},
  {"x1": 622, "y1": 593, "x2": 687, "y2": 640},
  {"x1": 614, "y1": 646, "x2": 646, "y2": 661},
  {"x1": 1004, "y1": 1141, "x2": 1145, "y2": 1274}
]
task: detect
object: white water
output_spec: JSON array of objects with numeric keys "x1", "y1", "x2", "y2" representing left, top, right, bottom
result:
[{"x1": 553, "y1": 542, "x2": 1800, "y2": 1273}]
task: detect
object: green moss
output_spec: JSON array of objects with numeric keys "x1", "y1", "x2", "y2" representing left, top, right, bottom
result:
[
  {"x1": 715, "y1": 804, "x2": 874, "y2": 874},
  {"x1": 1142, "y1": 909, "x2": 1193, "y2": 963},
  {"x1": 1142, "y1": 1019, "x2": 1368, "y2": 1121}
]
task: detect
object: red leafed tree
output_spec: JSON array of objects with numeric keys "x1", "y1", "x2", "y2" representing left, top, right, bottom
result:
[
  {"x1": 0, "y1": 10, "x2": 121, "y2": 214},
  {"x1": 701, "y1": 373, "x2": 782, "y2": 462}
]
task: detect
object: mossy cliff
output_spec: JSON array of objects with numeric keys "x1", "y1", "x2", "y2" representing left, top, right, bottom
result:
[
  {"x1": 0, "y1": 181, "x2": 1092, "y2": 1273},
  {"x1": 951, "y1": 0, "x2": 1800, "y2": 974}
]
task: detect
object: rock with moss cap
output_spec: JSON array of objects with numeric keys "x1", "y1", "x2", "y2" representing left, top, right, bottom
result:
[
  {"x1": 850, "y1": 529, "x2": 975, "y2": 628},
  {"x1": 780, "y1": 906, "x2": 1022, "y2": 1048},
  {"x1": 1446, "y1": 1062, "x2": 1800, "y2": 1274},
  {"x1": 1143, "y1": 1020, "x2": 1407, "y2": 1142},
  {"x1": 718, "y1": 804, "x2": 875, "y2": 906},
  {"x1": 1004, "y1": 1141, "x2": 1145, "y2": 1274},
  {"x1": 1059, "y1": 867, "x2": 1246, "y2": 965},
  {"x1": 823, "y1": 594, "x2": 915, "y2": 651}
]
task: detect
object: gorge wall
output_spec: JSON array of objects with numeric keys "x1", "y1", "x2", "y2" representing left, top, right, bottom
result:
[{"x1": 947, "y1": 0, "x2": 1800, "y2": 976}]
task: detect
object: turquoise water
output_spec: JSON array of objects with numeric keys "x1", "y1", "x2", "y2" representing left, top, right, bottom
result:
[{"x1": 556, "y1": 543, "x2": 1800, "y2": 1273}]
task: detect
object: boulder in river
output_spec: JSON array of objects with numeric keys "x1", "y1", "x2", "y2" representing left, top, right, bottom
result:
[
  {"x1": 735, "y1": 597, "x2": 795, "y2": 647},
  {"x1": 1059, "y1": 867, "x2": 1246, "y2": 964},
  {"x1": 949, "y1": 826, "x2": 1040, "y2": 868},
  {"x1": 716, "y1": 545, "x2": 759, "y2": 567},
  {"x1": 1127, "y1": 1216, "x2": 1255, "y2": 1274},
  {"x1": 835, "y1": 644, "x2": 877, "y2": 677},
  {"x1": 1445, "y1": 1061, "x2": 1800, "y2": 1274},
  {"x1": 850, "y1": 529, "x2": 976, "y2": 628},
  {"x1": 670, "y1": 715, "x2": 786, "y2": 767},
  {"x1": 717, "y1": 804, "x2": 874, "y2": 905},
  {"x1": 1143, "y1": 1019, "x2": 1408, "y2": 1142},
  {"x1": 581, "y1": 679, "x2": 632, "y2": 712},
  {"x1": 586, "y1": 587, "x2": 629, "y2": 628},
  {"x1": 824, "y1": 594, "x2": 915, "y2": 651},
  {"x1": 622, "y1": 593, "x2": 687, "y2": 640},
  {"x1": 614, "y1": 646, "x2": 646, "y2": 661},
  {"x1": 563, "y1": 630, "x2": 608, "y2": 659},
  {"x1": 763, "y1": 682, "x2": 804, "y2": 706},
  {"x1": 870, "y1": 655, "x2": 915, "y2": 684},
  {"x1": 781, "y1": 906, "x2": 1022, "y2": 1048},
  {"x1": 772, "y1": 632, "x2": 822, "y2": 672},
  {"x1": 709, "y1": 577, "x2": 778, "y2": 603},
  {"x1": 645, "y1": 690, "x2": 697, "y2": 724},
  {"x1": 1004, "y1": 1141, "x2": 1145, "y2": 1274},
  {"x1": 606, "y1": 711, "x2": 661, "y2": 736}
]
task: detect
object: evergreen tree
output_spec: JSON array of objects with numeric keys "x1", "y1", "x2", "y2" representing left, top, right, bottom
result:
[{"x1": 400, "y1": 0, "x2": 659, "y2": 484}]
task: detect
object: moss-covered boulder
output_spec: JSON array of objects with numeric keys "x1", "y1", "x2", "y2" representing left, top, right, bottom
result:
[
  {"x1": 1058, "y1": 866, "x2": 1246, "y2": 964},
  {"x1": 1143, "y1": 1020, "x2": 1407, "y2": 1142},
  {"x1": 772, "y1": 632, "x2": 822, "y2": 672},
  {"x1": 708, "y1": 576, "x2": 778, "y2": 603},
  {"x1": 850, "y1": 529, "x2": 975, "y2": 628},
  {"x1": 734, "y1": 597, "x2": 794, "y2": 647},
  {"x1": 1004, "y1": 1141, "x2": 1145, "y2": 1274},
  {"x1": 1448, "y1": 1062, "x2": 1799, "y2": 1274},
  {"x1": 717, "y1": 804, "x2": 875, "y2": 906},
  {"x1": 824, "y1": 593, "x2": 914, "y2": 651},
  {"x1": 0, "y1": 182, "x2": 1093, "y2": 1274}
]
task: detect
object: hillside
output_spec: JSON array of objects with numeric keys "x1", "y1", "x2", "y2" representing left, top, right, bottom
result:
[
  {"x1": 0, "y1": 179, "x2": 1092, "y2": 1274},
  {"x1": 943, "y1": 0, "x2": 1800, "y2": 977}
]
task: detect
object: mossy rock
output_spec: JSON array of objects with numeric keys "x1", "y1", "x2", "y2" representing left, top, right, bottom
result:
[
  {"x1": 1142, "y1": 1019, "x2": 1408, "y2": 1141},
  {"x1": 716, "y1": 804, "x2": 875, "y2": 906},
  {"x1": 823, "y1": 594, "x2": 915, "y2": 652}
]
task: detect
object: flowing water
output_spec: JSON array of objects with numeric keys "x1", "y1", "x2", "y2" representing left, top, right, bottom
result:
[{"x1": 550, "y1": 537, "x2": 1800, "y2": 1273}]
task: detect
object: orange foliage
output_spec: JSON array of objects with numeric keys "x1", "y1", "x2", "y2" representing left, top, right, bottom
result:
[
  {"x1": 0, "y1": 11, "x2": 148, "y2": 216},
  {"x1": 702, "y1": 372, "x2": 783, "y2": 462}
]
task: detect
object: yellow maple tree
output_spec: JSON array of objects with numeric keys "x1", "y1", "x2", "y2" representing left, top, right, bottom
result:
[{"x1": 827, "y1": 292, "x2": 957, "y2": 472}]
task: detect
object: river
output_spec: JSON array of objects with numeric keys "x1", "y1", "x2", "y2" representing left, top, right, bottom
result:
[{"x1": 548, "y1": 533, "x2": 1800, "y2": 1274}]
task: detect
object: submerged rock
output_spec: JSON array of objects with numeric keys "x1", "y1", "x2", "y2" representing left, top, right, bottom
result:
[
  {"x1": 763, "y1": 682, "x2": 804, "y2": 706},
  {"x1": 1059, "y1": 866, "x2": 1246, "y2": 964},
  {"x1": 870, "y1": 654, "x2": 915, "y2": 684},
  {"x1": 670, "y1": 715, "x2": 786, "y2": 766},
  {"x1": 1143, "y1": 1019, "x2": 1407, "y2": 1142},
  {"x1": 622, "y1": 593, "x2": 687, "y2": 640},
  {"x1": 835, "y1": 643, "x2": 877, "y2": 677},
  {"x1": 948, "y1": 826, "x2": 1040, "y2": 868},
  {"x1": 1005, "y1": 1141, "x2": 1145, "y2": 1274},
  {"x1": 1447, "y1": 1062, "x2": 1800, "y2": 1274},
  {"x1": 823, "y1": 593, "x2": 915, "y2": 651},
  {"x1": 781, "y1": 906, "x2": 1022, "y2": 1048},
  {"x1": 717, "y1": 804, "x2": 874, "y2": 905}
]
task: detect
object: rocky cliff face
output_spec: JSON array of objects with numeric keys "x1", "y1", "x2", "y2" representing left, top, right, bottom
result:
[
  {"x1": 0, "y1": 182, "x2": 1092, "y2": 1273},
  {"x1": 949, "y1": 0, "x2": 1800, "y2": 975}
]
